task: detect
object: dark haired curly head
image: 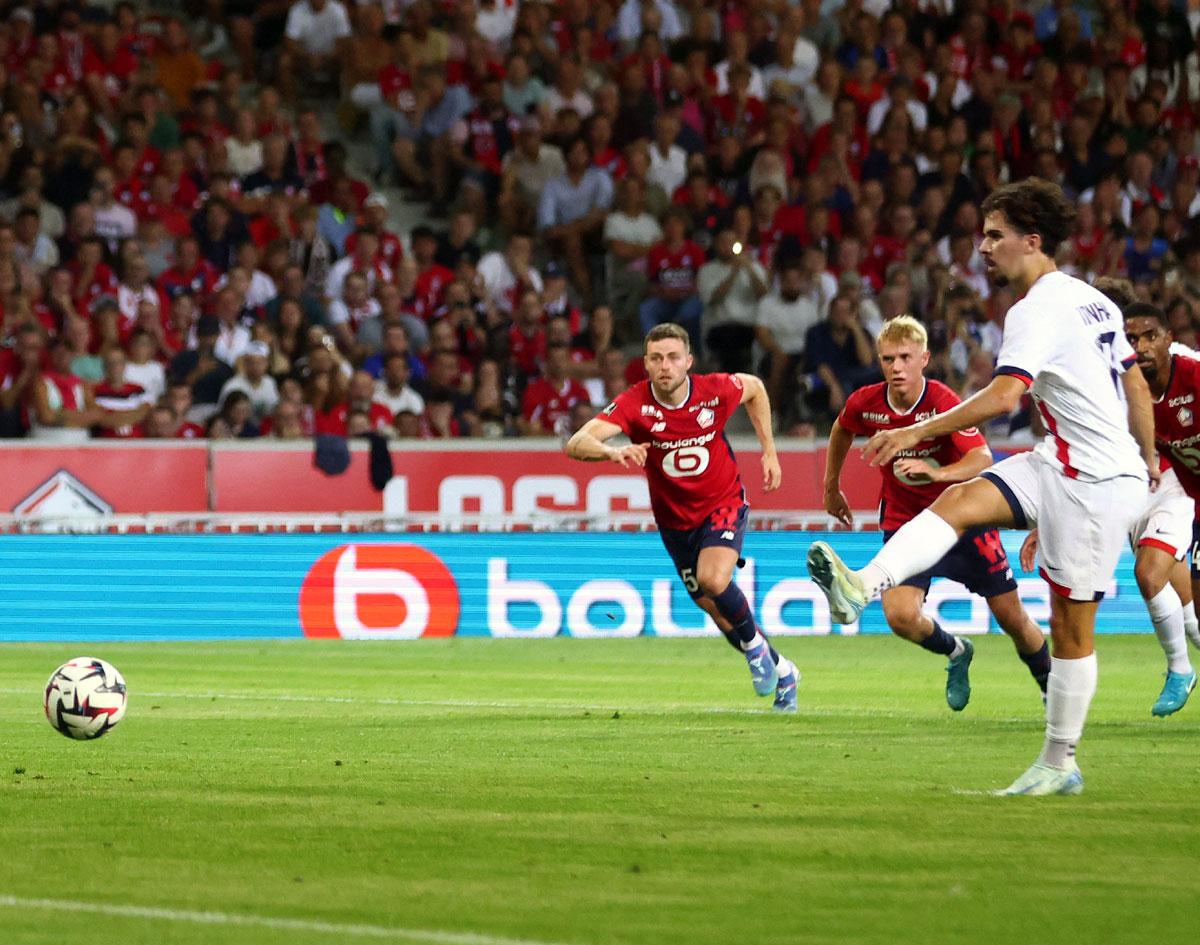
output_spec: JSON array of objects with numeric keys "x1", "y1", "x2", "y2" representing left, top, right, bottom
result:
[{"x1": 980, "y1": 178, "x2": 1077, "y2": 257}]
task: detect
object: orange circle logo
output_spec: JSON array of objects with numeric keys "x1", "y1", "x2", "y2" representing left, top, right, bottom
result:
[{"x1": 298, "y1": 544, "x2": 460, "y2": 639}]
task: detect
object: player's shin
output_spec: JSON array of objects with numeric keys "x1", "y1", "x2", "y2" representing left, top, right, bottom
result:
[
  {"x1": 710, "y1": 582, "x2": 763, "y2": 650},
  {"x1": 862, "y1": 509, "x2": 960, "y2": 598},
  {"x1": 1018, "y1": 643, "x2": 1052, "y2": 693},
  {"x1": 1148, "y1": 585, "x2": 1193, "y2": 674},
  {"x1": 1039, "y1": 654, "x2": 1098, "y2": 769},
  {"x1": 1184, "y1": 599, "x2": 1200, "y2": 649}
]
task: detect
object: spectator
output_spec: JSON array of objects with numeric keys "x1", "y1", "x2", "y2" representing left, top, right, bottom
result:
[
  {"x1": 519, "y1": 342, "x2": 591, "y2": 436},
  {"x1": 500, "y1": 116, "x2": 565, "y2": 235},
  {"x1": 279, "y1": 0, "x2": 353, "y2": 102},
  {"x1": 374, "y1": 353, "x2": 425, "y2": 419},
  {"x1": 28, "y1": 337, "x2": 95, "y2": 443},
  {"x1": 395, "y1": 64, "x2": 474, "y2": 214},
  {"x1": 697, "y1": 229, "x2": 769, "y2": 372},
  {"x1": 537, "y1": 136, "x2": 613, "y2": 304},
  {"x1": 328, "y1": 271, "x2": 383, "y2": 357},
  {"x1": 639, "y1": 207, "x2": 704, "y2": 347},
  {"x1": 802, "y1": 293, "x2": 878, "y2": 418},
  {"x1": 218, "y1": 341, "x2": 280, "y2": 424},
  {"x1": 646, "y1": 112, "x2": 687, "y2": 199},
  {"x1": 603, "y1": 177, "x2": 661, "y2": 336},
  {"x1": 215, "y1": 389, "x2": 261, "y2": 438},
  {"x1": 756, "y1": 262, "x2": 823, "y2": 421},
  {"x1": 325, "y1": 229, "x2": 391, "y2": 302},
  {"x1": 124, "y1": 330, "x2": 167, "y2": 404},
  {"x1": 152, "y1": 19, "x2": 207, "y2": 111},
  {"x1": 478, "y1": 232, "x2": 543, "y2": 315},
  {"x1": 211, "y1": 287, "x2": 252, "y2": 366},
  {"x1": 91, "y1": 167, "x2": 137, "y2": 252},
  {"x1": 94, "y1": 348, "x2": 152, "y2": 439}
]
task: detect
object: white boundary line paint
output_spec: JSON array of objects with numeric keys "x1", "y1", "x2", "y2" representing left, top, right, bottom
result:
[
  {"x1": 0, "y1": 685, "x2": 1117, "y2": 724},
  {"x1": 0, "y1": 895, "x2": 574, "y2": 945}
]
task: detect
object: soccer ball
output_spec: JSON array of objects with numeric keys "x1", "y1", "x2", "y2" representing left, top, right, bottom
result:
[{"x1": 44, "y1": 658, "x2": 128, "y2": 740}]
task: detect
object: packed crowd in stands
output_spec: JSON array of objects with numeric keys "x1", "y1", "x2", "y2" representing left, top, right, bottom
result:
[{"x1": 3, "y1": 0, "x2": 1200, "y2": 443}]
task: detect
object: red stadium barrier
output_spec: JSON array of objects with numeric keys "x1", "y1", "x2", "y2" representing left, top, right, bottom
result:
[
  {"x1": 208, "y1": 441, "x2": 883, "y2": 514},
  {"x1": 0, "y1": 444, "x2": 208, "y2": 515},
  {"x1": 0, "y1": 441, "x2": 892, "y2": 516}
]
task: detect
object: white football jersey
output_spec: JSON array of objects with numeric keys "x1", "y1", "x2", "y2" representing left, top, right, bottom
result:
[{"x1": 995, "y1": 270, "x2": 1146, "y2": 482}]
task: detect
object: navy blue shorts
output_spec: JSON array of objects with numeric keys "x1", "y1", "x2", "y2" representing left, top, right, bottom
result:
[
  {"x1": 1190, "y1": 519, "x2": 1200, "y2": 578},
  {"x1": 659, "y1": 504, "x2": 748, "y2": 599},
  {"x1": 882, "y1": 525, "x2": 1017, "y2": 599}
]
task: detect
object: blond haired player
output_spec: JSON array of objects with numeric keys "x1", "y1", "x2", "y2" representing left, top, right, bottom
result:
[{"x1": 825, "y1": 316, "x2": 1049, "y2": 710}]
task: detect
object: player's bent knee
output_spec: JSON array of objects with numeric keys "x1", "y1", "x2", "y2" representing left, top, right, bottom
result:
[
  {"x1": 882, "y1": 603, "x2": 925, "y2": 640},
  {"x1": 696, "y1": 574, "x2": 730, "y2": 599},
  {"x1": 1134, "y1": 556, "x2": 1170, "y2": 599}
]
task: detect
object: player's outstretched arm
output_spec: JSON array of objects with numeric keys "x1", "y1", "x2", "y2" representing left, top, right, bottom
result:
[
  {"x1": 864, "y1": 376, "x2": 1025, "y2": 467},
  {"x1": 736, "y1": 372, "x2": 781, "y2": 491},
  {"x1": 564, "y1": 417, "x2": 648, "y2": 468},
  {"x1": 1121, "y1": 364, "x2": 1161, "y2": 490},
  {"x1": 823, "y1": 418, "x2": 856, "y2": 526},
  {"x1": 894, "y1": 444, "x2": 994, "y2": 485}
]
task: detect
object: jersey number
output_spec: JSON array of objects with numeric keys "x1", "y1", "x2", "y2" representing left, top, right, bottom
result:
[
  {"x1": 1170, "y1": 445, "x2": 1200, "y2": 473},
  {"x1": 1096, "y1": 331, "x2": 1121, "y2": 394},
  {"x1": 662, "y1": 446, "x2": 710, "y2": 478},
  {"x1": 893, "y1": 457, "x2": 942, "y2": 486}
]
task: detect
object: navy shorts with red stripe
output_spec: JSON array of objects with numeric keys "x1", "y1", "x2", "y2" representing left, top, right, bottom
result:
[
  {"x1": 1191, "y1": 519, "x2": 1200, "y2": 579},
  {"x1": 883, "y1": 525, "x2": 1018, "y2": 598},
  {"x1": 659, "y1": 503, "x2": 748, "y2": 599}
]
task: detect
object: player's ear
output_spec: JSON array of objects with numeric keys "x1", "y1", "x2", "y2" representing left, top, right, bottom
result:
[{"x1": 920, "y1": 349, "x2": 930, "y2": 368}]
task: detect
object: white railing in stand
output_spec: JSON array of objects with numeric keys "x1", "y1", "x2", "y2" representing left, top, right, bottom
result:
[{"x1": 0, "y1": 511, "x2": 879, "y2": 535}]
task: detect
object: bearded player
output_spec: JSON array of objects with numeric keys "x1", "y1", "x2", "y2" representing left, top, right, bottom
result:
[
  {"x1": 565, "y1": 322, "x2": 799, "y2": 711},
  {"x1": 825, "y1": 315, "x2": 1050, "y2": 710}
]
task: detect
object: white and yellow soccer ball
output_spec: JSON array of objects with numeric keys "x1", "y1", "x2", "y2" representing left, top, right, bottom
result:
[{"x1": 44, "y1": 658, "x2": 127, "y2": 740}]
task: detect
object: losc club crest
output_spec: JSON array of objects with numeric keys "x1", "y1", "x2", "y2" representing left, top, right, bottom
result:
[
  {"x1": 1179, "y1": 406, "x2": 1194, "y2": 427},
  {"x1": 696, "y1": 407, "x2": 715, "y2": 428},
  {"x1": 14, "y1": 470, "x2": 112, "y2": 520}
]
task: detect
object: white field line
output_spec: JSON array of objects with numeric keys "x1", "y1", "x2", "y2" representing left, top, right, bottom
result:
[
  {"x1": 0, "y1": 894, "x2": 574, "y2": 945},
  {"x1": 0, "y1": 684, "x2": 1046, "y2": 722}
]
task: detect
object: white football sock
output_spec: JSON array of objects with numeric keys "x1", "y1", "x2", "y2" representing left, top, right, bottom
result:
[
  {"x1": 860, "y1": 509, "x2": 960, "y2": 599},
  {"x1": 948, "y1": 636, "x2": 966, "y2": 660},
  {"x1": 1039, "y1": 654, "x2": 1098, "y2": 768},
  {"x1": 1148, "y1": 585, "x2": 1193, "y2": 674},
  {"x1": 1183, "y1": 599, "x2": 1200, "y2": 649},
  {"x1": 775, "y1": 656, "x2": 796, "y2": 678},
  {"x1": 741, "y1": 632, "x2": 766, "y2": 653}
]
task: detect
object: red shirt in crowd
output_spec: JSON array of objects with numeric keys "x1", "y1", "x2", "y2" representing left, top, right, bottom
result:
[
  {"x1": 521, "y1": 375, "x2": 590, "y2": 434},
  {"x1": 646, "y1": 240, "x2": 705, "y2": 294}
]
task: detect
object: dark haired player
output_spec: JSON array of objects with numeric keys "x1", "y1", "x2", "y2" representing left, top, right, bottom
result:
[
  {"x1": 1113, "y1": 302, "x2": 1200, "y2": 710},
  {"x1": 807, "y1": 178, "x2": 1158, "y2": 795},
  {"x1": 825, "y1": 315, "x2": 1050, "y2": 710},
  {"x1": 565, "y1": 322, "x2": 799, "y2": 711}
]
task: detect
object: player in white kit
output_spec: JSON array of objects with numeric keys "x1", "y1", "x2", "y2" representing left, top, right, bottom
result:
[
  {"x1": 1021, "y1": 287, "x2": 1199, "y2": 716},
  {"x1": 806, "y1": 179, "x2": 1159, "y2": 796}
]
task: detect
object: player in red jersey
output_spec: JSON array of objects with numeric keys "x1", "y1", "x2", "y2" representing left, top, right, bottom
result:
[
  {"x1": 565, "y1": 323, "x2": 798, "y2": 710},
  {"x1": 825, "y1": 316, "x2": 1050, "y2": 709},
  {"x1": 1117, "y1": 301, "x2": 1200, "y2": 712}
]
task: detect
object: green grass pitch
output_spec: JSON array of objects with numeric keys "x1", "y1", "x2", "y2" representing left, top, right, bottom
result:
[{"x1": 2, "y1": 636, "x2": 1198, "y2": 945}]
